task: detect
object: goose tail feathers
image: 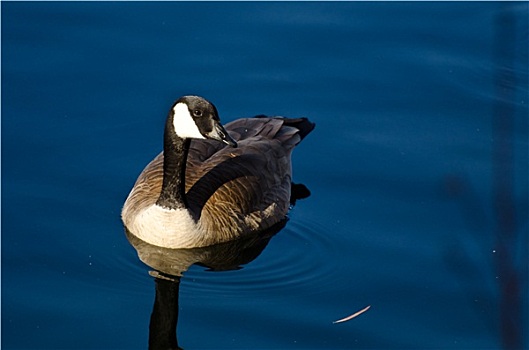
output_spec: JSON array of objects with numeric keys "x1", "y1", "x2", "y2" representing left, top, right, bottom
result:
[
  {"x1": 253, "y1": 115, "x2": 315, "y2": 145},
  {"x1": 280, "y1": 117, "x2": 315, "y2": 142}
]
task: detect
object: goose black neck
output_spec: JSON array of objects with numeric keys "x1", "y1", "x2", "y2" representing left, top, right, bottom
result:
[{"x1": 156, "y1": 118, "x2": 190, "y2": 210}]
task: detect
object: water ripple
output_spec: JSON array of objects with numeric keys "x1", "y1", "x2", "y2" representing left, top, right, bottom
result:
[{"x1": 181, "y1": 218, "x2": 338, "y2": 296}]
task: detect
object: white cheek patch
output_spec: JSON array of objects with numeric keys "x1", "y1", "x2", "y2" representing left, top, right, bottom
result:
[{"x1": 172, "y1": 103, "x2": 206, "y2": 139}]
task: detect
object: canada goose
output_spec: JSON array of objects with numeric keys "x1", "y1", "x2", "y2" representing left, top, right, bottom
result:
[{"x1": 122, "y1": 95, "x2": 314, "y2": 249}]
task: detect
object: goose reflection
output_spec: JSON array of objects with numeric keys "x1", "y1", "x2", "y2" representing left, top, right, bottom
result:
[{"x1": 125, "y1": 184, "x2": 310, "y2": 350}]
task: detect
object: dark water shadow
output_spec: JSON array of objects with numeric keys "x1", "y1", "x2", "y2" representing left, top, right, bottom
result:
[
  {"x1": 442, "y1": 4, "x2": 528, "y2": 349},
  {"x1": 491, "y1": 4, "x2": 527, "y2": 349}
]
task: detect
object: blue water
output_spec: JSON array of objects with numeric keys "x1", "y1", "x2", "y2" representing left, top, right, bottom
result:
[{"x1": 2, "y1": 2, "x2": 528, "y2": 349}]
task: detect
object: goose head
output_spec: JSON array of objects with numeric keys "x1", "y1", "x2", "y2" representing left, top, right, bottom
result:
[{"x1": 170, "y1": 95, "x2": 237, "y2": 147}]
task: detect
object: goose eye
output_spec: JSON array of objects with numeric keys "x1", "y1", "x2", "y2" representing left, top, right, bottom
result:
[{"x1": 193, "y1": 109, "x2": 202, "y2": 117}]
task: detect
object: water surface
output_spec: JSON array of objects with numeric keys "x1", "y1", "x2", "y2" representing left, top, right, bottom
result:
[{"x1": 2, "y1": 2, "x2": 528, "y2": 349}]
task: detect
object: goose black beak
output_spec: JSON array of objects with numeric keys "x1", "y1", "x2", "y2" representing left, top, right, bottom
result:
[{"x1": 207, "y1": 122, "x2": 238, "y2": 148}]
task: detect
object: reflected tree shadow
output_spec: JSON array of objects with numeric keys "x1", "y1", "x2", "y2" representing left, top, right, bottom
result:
[
  {"x1": 442, "y1": 4, "x2": 527, "y2": 349},
  {"x1": 125, "y1": 183, "x2": 310, "y2": 350}
]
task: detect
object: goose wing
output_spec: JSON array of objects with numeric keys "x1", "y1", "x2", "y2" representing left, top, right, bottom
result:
[
  {"x1": 185, "y1": 117, "x2": 306, "y2": 240},
  {"x1": 121, "y1": 152, "x2": 164, "y2": 225}
]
